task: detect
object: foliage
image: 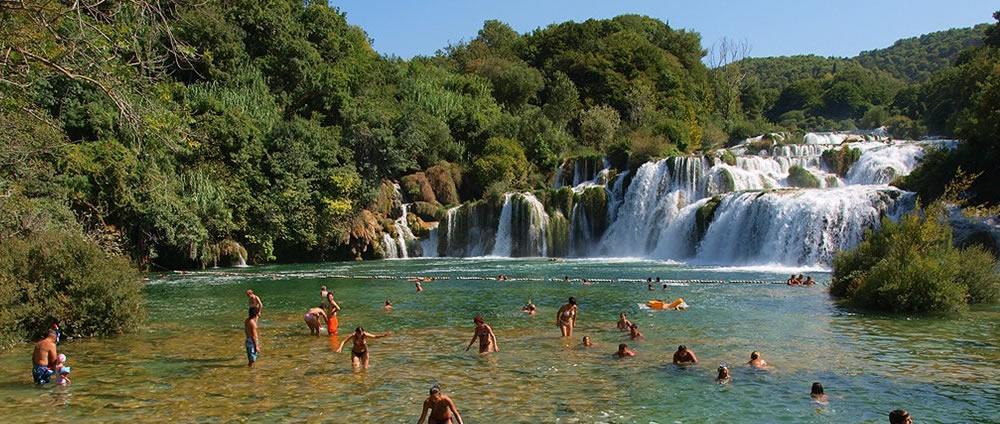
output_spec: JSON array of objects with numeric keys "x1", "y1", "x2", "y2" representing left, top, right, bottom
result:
[
  {"x1": 857, "y1": 24, "x2": 989, "y2": 82},
  {"x1": 470, "y1": 137, "x2": 531, "y2": 196},
  {"x1": 786, "y1": 166, "x2": 820, "y2": 188},
  {"x1": 0, "y1": 229, "x2": 145, "y2": 347},
  {"x1": 821, "y1": 146, "x2": 862, "y2": 177},
  {"x1": 830, "y1": 204, "x2": 1000, "y2": 314},
  {"x1": 578, "y1": 105, "x2": 621, "y2": 151}
]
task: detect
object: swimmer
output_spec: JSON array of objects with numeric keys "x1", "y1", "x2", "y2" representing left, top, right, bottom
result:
[
  {"x1": 246, "y1": 289, "x2": 263, "y2": 317},
  {"x1": 616, "y1": 313, "x2": 632, "y2": 331},
  {"x1": 384, "y1": 300, "x2": 393, "y2": 311},
  {"x1": 31, "y1": 329, "x2": 58, "y2": 384},
  {"x1": 628, "y1": 323, "x2": 644, "y2": 340},
  {"x1": 672, "y1": 345, "x2": 698, "y2": 365},
  {"x1": 521, "y1": 300, "x2": 537, "y2": 315},
  {"x1": 796, "y1": 274, "x2": 805, "y2": 285},
  {"x1": 563, "y1": 275, "x2": 570, "y2": 283},
  {"x1": 716, "y1": 364, "x2": 731, "y2": 383},
  {"x1": 418, "y1": 384, "x2": 464, "y2": 424},
  {"x1": 555, "y1": 297, "x2": 578, "y2": 337},
  {"x1": 304, "y1": 305, "x2": 328, "y2": 336},
  {"x1": 803, "y1": 276, "x2": 815, "y2": 286},
  {"x1": 244, "y1": 307, "x2": 260, "y2": 367},
  {"x1": 889, "y1": 409, "x2": 912, "y2": 424},
  {"x1": 810, "y1": 382, "x2": 829, "y2": 405},
  {"x1": 647, "y1": 277, "x2": 653, "y2": 291},
  {"x1": 786, "y1": 274, "x2": 797, "y2": 285},
  {"x1": 465, "y1": 315, "x2": 499, "y2": 354},
  {"x1": 747, "y1": 351, "x2": 768, "y2": 369},
  {"x1": 614, "y1": 343, "x2": 636, "y2": 358},
  {"x1": 336, "y1": 326, "x2": 391, "y2": 369},
  {"x1": 416, "y1": 281, "x2": 424, "y2": 292},
  {"x1": 582, "y1": 336, "x2": 594, "y2": 347}
]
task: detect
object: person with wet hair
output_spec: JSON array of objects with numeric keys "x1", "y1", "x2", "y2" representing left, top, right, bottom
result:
[
  {"x1": 672, "y1": 345, "x2": 698, "y2": 365},
  {"x1": 418, "y1": 384, "x2": 463, "y2": 424},
  {"x1": 716, "y1": 364, "x2": 731, "y2": 383},
  {"x1": 747, "y1": 351, "x2": 768, "y2": 369},
  {"x1": 336, "y1": 326, "x2": 391, "y2": 369},
  {"x1": 811, "y1": 382, "x2": 829, "y2": 404},
  {"x1": 888, "y1": 409, "x2": 911, "y2": 424},
  {"x1": 614, "y1": 343, "x2": 636, "y2": 358}
]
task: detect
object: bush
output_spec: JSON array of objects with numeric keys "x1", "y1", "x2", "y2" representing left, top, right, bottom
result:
[
  {"x1": 786, "y1": 165, "x2": 820, "y2": 188},
  {"x1": 821, "y1": 146, "x2": 862, "y2": 177},
  {"x1": 628, "y1": 131, "x2": 679, "y2": 170},
  {"x1": 0, "y1": 230, "x2": 145, "y2": 348},
  {"x1": 830, "y1": 205, "x2": 1000, "y2": 314},
  {"x1": 720, "y1": 150, "x2": 737, "y2": 166},
  {"x1": 471, "y1": 137, "x2": 531, "y2": 196}
]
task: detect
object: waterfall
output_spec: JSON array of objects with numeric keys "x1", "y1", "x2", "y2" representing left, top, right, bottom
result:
[
  {"x1": 492, "y1": 194, "x2": 514, "y2": 256},
  {"x1": 421, "y1": 223, "x2": 439, "y2": 257},
  {"x1": 393, "y1": 203, "x2": 417, "y2": 258},
  {"x1": 846, "y1": 143, "x2": 924, "y2": 185},
  {"x1": 382, "y1": 233, "x2": 399, "y2": 259},
  {"x1": 432, "y1": 140, "x2": 927, "y2": 266}
]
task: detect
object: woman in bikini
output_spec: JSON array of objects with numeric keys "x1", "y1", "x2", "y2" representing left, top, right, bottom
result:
[
  {"x1": 465, "y1": 315, "x2": 499, "y2": 354},
  {"x1": 336, "y1": 326, "x2": 391, "y2": 369},
  {"x1": 555, "y1": 297, "x2": 578, "y2": 337}
]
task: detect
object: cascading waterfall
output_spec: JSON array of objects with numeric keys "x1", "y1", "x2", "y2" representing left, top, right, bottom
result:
[{"x1": 415, "y1": 139, "x2": 928, "y2": 266}]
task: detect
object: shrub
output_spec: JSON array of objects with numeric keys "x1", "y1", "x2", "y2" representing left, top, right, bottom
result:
[
  {"x1": 786, "y1": 165, "x2": 820, "y2": 188},
  {"x1": 831, "y1": 205, "x2": 1000, "y2": 314},
  {"x1": 628, "y1": 131, "x2": 679, "y2": 170},
  {"x1": 720, "y1": 150, "x2": 737, "y2": 166},
  {"x1": 0, "y1": 230, "x2": 145, "y2": 348},
  {"x1": 471, "y1": 137, "x2": 530, "y2": 196},
  {"x1": 821, "y1": 146, "x2": 862, "y2": 177}
]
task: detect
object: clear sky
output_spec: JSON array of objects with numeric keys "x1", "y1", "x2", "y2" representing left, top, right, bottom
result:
[{"x1": 332, "y1": 0, "x2": 995, "y2": 59}]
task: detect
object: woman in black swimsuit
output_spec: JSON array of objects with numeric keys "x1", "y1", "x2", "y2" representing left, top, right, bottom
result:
[{"x1": 336, "y1": 326, "x2": 391, "y2": 369}]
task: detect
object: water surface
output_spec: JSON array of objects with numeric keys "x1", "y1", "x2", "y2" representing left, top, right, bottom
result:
[{"x1": 1, "y1": 258, "x2": 996, "y2": 422}]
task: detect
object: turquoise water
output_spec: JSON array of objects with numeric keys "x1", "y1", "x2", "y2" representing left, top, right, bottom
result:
[{"x1": 0, "y1": 258, "x2": 997, "y2": 422}]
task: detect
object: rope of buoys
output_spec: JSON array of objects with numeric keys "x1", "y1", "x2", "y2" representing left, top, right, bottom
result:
[{"x1": 325, "y1": 274, "x2": 807, "y2": 285}]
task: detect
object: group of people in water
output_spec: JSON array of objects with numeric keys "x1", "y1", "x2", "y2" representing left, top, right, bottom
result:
[{"x1": 786, "y1": 274, "x2": 817, "y2": 286}]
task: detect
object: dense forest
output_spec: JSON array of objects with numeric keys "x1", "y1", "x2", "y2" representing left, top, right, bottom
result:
[{"x1": 0, "y1": 1, "x2": 998, "y2": 339}]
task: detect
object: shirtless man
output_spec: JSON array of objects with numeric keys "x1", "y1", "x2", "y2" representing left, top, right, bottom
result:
[
  {"x1": 246, "y1": 289, "x2": 263, "y2": 317},
  {"x1": 616, "y1": 313, "x2": 632, "y2": 331},
  {"x1": 320, "y1": 285, "x2": 328, "y2": 307},
  {"x1": 465, "y1": 315, "x2": 499, "y2": 354},
  {"x1": 384, "y1": 300, "x2": 393, "y2": 311},
  {"x1": 555, "y1": 297, "x2": 578, "y2": 337},
  {"x1": 244, "y1": 307, "x2": 260, "y2": 368},
  {"x1": 521, "y1": 300, "x2": 537, "y2": 315},
  {"x1": 672, "y1": 345, "x2": 699, "y2": 365},
  {"x1": 31, "y1": 329, "x2": 59, "y2": 384},
  {"x1": 803, "y1": 276, "x2": 815, "y2": 286},
  {"x1": 786, "y1": 274, "x2": 797, "y2": 286},
  {"x1": 304, "y1": 306, "x2": 328, "y2": 336},
  {"x1": 614, "y1": 343, "x2": 636, "y2": 358},
  {"x1": 747, "y1": 351, "x2": 768, "y2": 369},
  {"x1": 628, "y1": 323, "x2": 645, "y2": 340},
  {"x1": 336, "y1": 326, "x2": 391, "y2": 369},
  {"x1": 418, "y1": 385, "x2": 463, "y2": 424}
]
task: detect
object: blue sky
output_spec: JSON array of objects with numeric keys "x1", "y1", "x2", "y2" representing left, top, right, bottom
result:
[{"x1": 332, "y1": 0, "x2": 995, "y2": 59}]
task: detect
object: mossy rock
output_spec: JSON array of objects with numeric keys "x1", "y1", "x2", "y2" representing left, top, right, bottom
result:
[
  {"x1": 411, "y1": 201, "x2": 445, "y2": 222},
  {"x1": 720, "y1": 150, "x2": 736, "y2": 166},
  {"x1": 426, "y1": 162, "x2": 461, "y2": 206},
  {"x1": 787, "y1": 166, "x2": 820, "y2": 188},
  {"x1": 548, "y1": 187, "x2": 575, "y2": 217},
  {"x1": 695, "y1": 196, "x2": 722, "y2": 242},
  {"x1": 407, "y1": 213, "x2": 430, "y2": 238},
  {"x1": 400, "y1": 172, "x2": 437, "y2": 204},
  {"x1": 820, "y1": 146, "x2": 862, "y2": 177},
  {"x1": 719, "y1": 169, "x2": 736, "y2": 193}
]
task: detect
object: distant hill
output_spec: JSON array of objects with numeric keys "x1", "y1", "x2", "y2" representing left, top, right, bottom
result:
[
  {"x1": 856, "y1": 24, "x2": 988, "y2": 82},
  {"x1": 736, "y1": 55, "x2": 850, "y2": 91}
]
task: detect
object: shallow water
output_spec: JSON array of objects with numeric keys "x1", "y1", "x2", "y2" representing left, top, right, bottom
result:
[{"x1": 1, "y1": 258, "x2": 997, "y2": 422}]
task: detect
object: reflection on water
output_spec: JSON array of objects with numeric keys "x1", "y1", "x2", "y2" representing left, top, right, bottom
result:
[{"x1": 0, "y1": 258, "x2": 996, "y2": 422}]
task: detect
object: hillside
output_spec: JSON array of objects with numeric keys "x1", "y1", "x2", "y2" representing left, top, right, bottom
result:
[{"x1": 857, "y1": 24, "x2": 989, "y2": 82}]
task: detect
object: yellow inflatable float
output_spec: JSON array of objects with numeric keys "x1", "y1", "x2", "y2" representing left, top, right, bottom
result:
[{"x1": 646, "y1": 298, "x2": 688, "y2": 310}]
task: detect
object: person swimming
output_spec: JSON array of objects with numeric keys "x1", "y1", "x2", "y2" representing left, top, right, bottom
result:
[
  {"x1": 582, "y1": 336, "x2": 593, "y2": 347},
  {"x1": 614, "y1": 343, "x2": 636, "y2": 358},
  {"x1": 786, "y1": 274, "x2": 797, "y2": 285},
  {"x1": 465, "y1": 315, "x2": 499, "y2": 354},
  {"x1": 803, "y1": 276, "x2": 815, "y2": 286},
  {"x1": 672, "y1": 345, "x2": 699, "y2": 365},
  {"x1": 336, "y1": 326, "x2": 391, "y2": 369},
  {"x1": 889, "y1": 409, "x2": 912, "y2": 424},
  {"x1": 416, "y1": 281, "x2": 424, "y2": 292},
  {"x1": 521, "y1": 300, "x2": 537, "y2": 315},
  {"x1": 616, "y1": 313, "x2": 632, "y2": 331},
  {"x1": 556, "y1": 297, "x2": 578, "y2": 337},
  {"x1": 716, "y1": 364, "x2": 731, "y2": 383},
  {"x1": 384, "y1": 299, "x2": 393, "y2": 311},
  {"x1": 647, "y1": 277, "x2": 653, "y2": 291},
  {"x1": 811, "y1": 382, "x2": 829, "y2": 405},
  {"x1": 747, "y1": 351, "x2": 768, "y2": 369},
  {"x1": 418, "y1": 384, "x2": 464, "y2": 424},
  {"x1": 304, "y1": 306, "x2": 328, "y2": 336},
  {"x1": 628, "y1": 323, "x2": 644, "y2": 340}
]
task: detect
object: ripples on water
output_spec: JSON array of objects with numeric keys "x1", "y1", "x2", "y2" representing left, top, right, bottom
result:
[{"x1": 0, "y1": 258, "x2": 996, "y2": 422}]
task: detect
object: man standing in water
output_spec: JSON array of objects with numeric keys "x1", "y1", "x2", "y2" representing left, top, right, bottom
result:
[
  {"x1": 556, "y1": 297, "x2": 578, "y2": 337},
  {"x1": 465, "y1": 315, "x2": 499, "y2": 354},
  {"x1": 672, "y1": 345, "x2": 698, "y2": 365},
  {"x1": 246, "y1": 289, "x2": 263, "y2": 317},
  {"x1": 31, "y1": 329, "x2": 59, "y2": 384},
  {"x1": 244, "y1": 307, "x2": 260, "y2": 368},
  {"x1": 747, "y1": 351, "x2": 768, "y2": 369},
  {"x1": 417, "y1": 384, "x2": 463, "y2": 424},
  {"x1": 304, "y1": 305, "x2": 328, "y2": 336}
]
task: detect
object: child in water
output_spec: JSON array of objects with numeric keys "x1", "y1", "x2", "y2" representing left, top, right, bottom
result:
[{"x1": 54, "y1": 354, "x2": 71, "y2": 386}]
